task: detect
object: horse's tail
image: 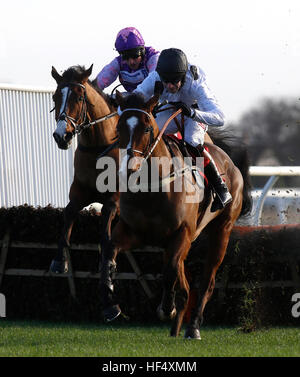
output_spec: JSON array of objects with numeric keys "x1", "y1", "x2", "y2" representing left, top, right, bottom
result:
[{"x1": 207, "y1": 128, "x2": 253, "y2": 217}]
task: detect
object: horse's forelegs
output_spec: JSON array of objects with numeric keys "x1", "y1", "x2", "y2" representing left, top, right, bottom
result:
[
  {"x1": 50, "y1": 201, "x2": 81, "y2": 273},
  {"x1": 185, "y1": 221, "x2": 232, "y2": 339},
  {"x1": 99, "y1": 200, "x2": 121, "y2": 322},
  {"x1": 100, "y1": 218, "x2": 140, "y2": 322},
  {"x1": 169, "y1": 260, "x2": 190, "y2": 338},
  {"x1": 159, "y1": 225, "x2": 191, "y2": 337},
  {"x1": 99, "y1": 248, "x2": 120, "y2": 322}
]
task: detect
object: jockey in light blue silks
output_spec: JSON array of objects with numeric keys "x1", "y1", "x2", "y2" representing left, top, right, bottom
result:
[
  {"x1": 96, "y1": 27, "x2": 160, "y2": 92},
  {"x1": 134, "y1": 48, "x2": 232, "y2": 212}
]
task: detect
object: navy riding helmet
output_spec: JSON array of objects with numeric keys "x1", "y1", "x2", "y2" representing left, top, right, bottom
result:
[{"x1": 156, "y1": 48, "x2": 188, "y2": 84}]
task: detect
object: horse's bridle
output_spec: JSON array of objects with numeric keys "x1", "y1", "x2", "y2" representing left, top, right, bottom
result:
[
  {"x1": 54, "y1": 82, "x2": 118, "y2": 138},
  {"x1": 57, "y1": 82, "x2": 90, "y2": 136},
  {"x1": 120, "y1": 108, "x2": 155, "y2": 158},
  {"x1": 120, "y1": 107, "x2": 182, "y2": 162}
]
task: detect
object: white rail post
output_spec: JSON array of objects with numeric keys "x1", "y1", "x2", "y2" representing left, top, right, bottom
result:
[
  {"x1": 249, "y1": 166, "x2": 300, "y2": 226},
  {"x1": 253, "y1": 175, "x2": 279, "y2": 226}
]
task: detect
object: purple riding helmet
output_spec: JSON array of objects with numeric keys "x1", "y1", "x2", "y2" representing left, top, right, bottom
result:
[{"x1": 115, "y1": 27, "x2": 145, "y2": 52}]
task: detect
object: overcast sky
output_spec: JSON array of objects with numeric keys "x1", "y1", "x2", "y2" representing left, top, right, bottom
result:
[{"x1": 1, "y1": 0, "x2": 299, "y2": 122}]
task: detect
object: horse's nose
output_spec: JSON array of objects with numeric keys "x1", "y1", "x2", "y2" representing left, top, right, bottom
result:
[
  {"x1": 53, "y1": 132, "x2": 61, "y2": 144},
  {"x1": 53, "y1": 131, "x2": 69, "y2": 150}
]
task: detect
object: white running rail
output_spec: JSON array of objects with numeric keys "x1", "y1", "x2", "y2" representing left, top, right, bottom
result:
[{"x1": 250, "y1": 166, "x2": 300, "y2": 225}]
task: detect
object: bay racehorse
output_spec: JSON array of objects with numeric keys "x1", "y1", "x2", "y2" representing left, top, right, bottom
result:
[
  {"x1": 100, "y1": 91, "x2": 252, "y2": 338},
  {"x1": 50, "y1": 64, "x2": 120, "y2": 303}
]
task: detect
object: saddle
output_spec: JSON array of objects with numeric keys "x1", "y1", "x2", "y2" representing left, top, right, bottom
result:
[{"x1": 163, "y1": 134, "x2": 210, "y2": 186}]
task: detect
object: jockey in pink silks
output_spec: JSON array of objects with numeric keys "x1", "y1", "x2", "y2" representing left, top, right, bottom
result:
[{"x1": 96, "y1": 27, "x2": 160, "y2": 92}]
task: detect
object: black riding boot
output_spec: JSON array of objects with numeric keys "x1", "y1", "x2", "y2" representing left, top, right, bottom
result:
[{"x1": 203, "y1": 149, "x2": 232, "y2": 212}]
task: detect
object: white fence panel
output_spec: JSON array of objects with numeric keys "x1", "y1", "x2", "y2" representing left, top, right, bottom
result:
[{"x1": 0, "y1": 84, "x2": 77, "y2": 208}]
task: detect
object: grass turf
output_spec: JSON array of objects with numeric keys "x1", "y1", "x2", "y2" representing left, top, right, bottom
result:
[{"x1": 0, "y1": 320, "x2": 299, "y2": 357}]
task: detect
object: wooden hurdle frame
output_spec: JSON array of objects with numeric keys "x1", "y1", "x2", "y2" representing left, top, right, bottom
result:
[{"x1": 1, "y1": 230, "x2": 300, "y2": 301}]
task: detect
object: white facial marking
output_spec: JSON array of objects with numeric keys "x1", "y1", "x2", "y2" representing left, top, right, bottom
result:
[
  {"x1": 59, "y1": 87, "x2": 69, "y2": 115},
  {"x1": 54, "y1": 87, "x2": 70, "y2": 138},
  {"x1": 126, "y1": 116, "x2": 138, "y2": 129},
  {"x1": 119, "y1": 153, "x2": 129, "y2": 177},
  {"x1": 126, "y1": 116, "x2": 138, "y2": 149},
  {"x1": 119, "y1": 116, "x2": 139, "y2": 177},
  {"x1": 55, "y1": 120, "x2": 67, "y2": 138}
]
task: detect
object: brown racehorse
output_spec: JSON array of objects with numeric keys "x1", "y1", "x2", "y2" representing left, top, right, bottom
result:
[
  {"x1": 50, "y1": 65, "x2": 120, "y2": 314},
  {"x1": 100, "y1": 91, "x2": 252, "y2": 338}
]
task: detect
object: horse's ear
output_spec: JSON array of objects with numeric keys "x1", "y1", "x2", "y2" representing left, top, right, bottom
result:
[
  {"x1": 116, "y1": 90, "x2": 125, "y2": 110},
  {"x1": 51, "y1": 66, "x2": 63, "y2": 83},
  {"x1": 82, "y1": 64, "x2": 93, "y2": 82},
  {"x1": 146, "y1": 93, "x2": 160, "y2": 113}
]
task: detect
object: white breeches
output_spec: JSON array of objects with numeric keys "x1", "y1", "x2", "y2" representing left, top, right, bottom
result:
[{"x1": 155, "y1": 107, "x2": 208, "y2": 147}]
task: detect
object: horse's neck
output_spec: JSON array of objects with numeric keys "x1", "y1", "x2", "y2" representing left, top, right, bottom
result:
[
  {"x1": 152, "y1": 138, "x2": 171, "y2": 159},
  {"x1": 79, "y1": 84, "x2": 117, "y2": 146}
]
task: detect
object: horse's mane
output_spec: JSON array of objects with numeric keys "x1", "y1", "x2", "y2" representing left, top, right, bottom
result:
[
  {"x1": 62, "y1": 65, "x2": 86, "y2": 82},
  {"x1": 89, "y1": 79, "x2": 116, "y2": 112},
  {"x1": 61, "y1": 65, "x2": 115, "y2": 111},
  {"x1": 122, "y1": 92, "x2": 147, "y2": 109}
]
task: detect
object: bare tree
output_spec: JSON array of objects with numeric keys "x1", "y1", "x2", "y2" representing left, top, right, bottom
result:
[{"x1": 232, "y1": 97, "x2": 300, "y2": 186}]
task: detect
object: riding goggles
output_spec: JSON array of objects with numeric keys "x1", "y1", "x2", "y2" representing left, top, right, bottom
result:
[
  {"x1": 121, "y1": 47, "x2": 145, "y2": 60},
  {"x1": 159, "y1": 74, "x2": 184, "y2": 85}
]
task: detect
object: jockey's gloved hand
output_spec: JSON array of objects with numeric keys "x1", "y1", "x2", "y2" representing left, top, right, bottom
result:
[
  {"x1": 152, "y1": 104, "x2": 159, "y2": 118},
  {"x1": 152, "y1": 99, "x2": 169, "y2": 118},
  {"x1": 169, "y1": 101, "x2": 195, "y2": 118}
]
